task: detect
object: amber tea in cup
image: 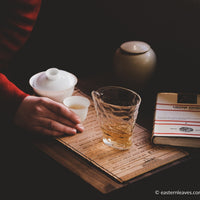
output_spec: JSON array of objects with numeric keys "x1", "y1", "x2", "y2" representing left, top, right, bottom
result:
[
  {"x1": 92, "y1": 86, "x2": 141, "y2": 150},
  {"x1": 68, "y1": 104, "x2": 85, "y2": 109}
]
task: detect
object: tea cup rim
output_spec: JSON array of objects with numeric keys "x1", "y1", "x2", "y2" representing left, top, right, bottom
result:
[{"x1": 63, "y1": 95, "x2": 90, "y2": 109}]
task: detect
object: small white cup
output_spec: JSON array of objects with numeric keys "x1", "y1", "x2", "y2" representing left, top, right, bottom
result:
[{"x1": 63, "y1": 96, "x2": 90, "y2": 122}]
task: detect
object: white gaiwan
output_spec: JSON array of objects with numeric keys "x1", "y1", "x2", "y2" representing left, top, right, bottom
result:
[{"x1": 29, "y1": 68, "x2": 77, "y2": 102}]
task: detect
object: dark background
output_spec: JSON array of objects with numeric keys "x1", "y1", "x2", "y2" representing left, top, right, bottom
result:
[
  {"x1": 9, "y1": 0, "x2": 200, "y2": 93},
  {"x1": 2, "y1": 0, "x2": 200, "y2": 199}
]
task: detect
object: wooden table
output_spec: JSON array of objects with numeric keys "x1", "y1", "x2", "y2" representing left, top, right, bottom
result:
[
  {"x1": 32, "y1": 132, "x2": 191, "y2": 194},
  {"x1": 2, "y1": 74, "x2": 200, "y2": 199}
]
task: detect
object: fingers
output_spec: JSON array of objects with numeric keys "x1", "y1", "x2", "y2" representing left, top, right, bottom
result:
[
  {"x1": 40, "y1": 97, "x2": 81, "y2": 124},
  {"x1": 14, "y1": 95, "x2": 84, "y2": 137},
  {"x1": 38, "y1": 102, "x2": 84, "y2": 133},
  {"x1": 33, "y1": 127, "x2": 73, "y2": 137},
  {"x1": 34, "y1": 117, "x2": 78, "y2": 136}
]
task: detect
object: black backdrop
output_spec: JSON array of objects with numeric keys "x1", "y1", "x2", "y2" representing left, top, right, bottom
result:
[{"x1": 8, "y1": 0, "x2": 200, "y2": 94}]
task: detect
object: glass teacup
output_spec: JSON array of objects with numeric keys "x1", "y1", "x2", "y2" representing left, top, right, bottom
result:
[{"x1": 92, "y1": 86, "x2": 141, "y2": 150}]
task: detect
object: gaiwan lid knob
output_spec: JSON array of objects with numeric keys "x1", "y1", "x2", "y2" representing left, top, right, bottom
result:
[
  {"x1": 45, "y1": 68, "x2": 60, "y2": 80},
  {"x1": 120, "y1": 41, "x2": 150, "y2": 54}
]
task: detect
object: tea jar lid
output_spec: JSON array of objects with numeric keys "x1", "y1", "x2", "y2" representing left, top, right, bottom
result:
[
  {"x1": 30, "y1": 68, "x2": 77, "y2": 91},
  {"x1": 120, "y1": 41, "x2": 150, "y2": 54}
]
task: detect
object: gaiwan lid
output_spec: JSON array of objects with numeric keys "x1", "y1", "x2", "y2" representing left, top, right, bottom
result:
[
  {"x1": 29, "y1": 68, "x2": 78, "y2": 91},
  {"x1": 120, "y1": 41, "x2": 150, "y2": 54}
]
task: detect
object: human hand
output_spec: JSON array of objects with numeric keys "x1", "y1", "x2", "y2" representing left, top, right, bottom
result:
[{"x1": 14, "y1": 96, "x2": 84, "y2": 136}]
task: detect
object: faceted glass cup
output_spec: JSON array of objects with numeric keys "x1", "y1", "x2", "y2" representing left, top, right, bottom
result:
[{"x1": 92, "y1": 86, "x2": 141, "y2": 150}]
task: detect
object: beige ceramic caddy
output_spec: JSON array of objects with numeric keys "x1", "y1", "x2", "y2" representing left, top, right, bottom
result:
[{"x1": 113, "y1": 41, "x2": 156, "y2": 87}]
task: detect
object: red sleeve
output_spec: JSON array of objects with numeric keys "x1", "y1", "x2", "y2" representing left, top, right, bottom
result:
[
  {"x1": 0, "y1": 0, "x2": 41, "y2": 121},
  {"x1": 0, "y1": 0, "x2": 42, "y2": 68},
  {"x1": 0, "y1": 73, "x2": 29, "y2": 120}
]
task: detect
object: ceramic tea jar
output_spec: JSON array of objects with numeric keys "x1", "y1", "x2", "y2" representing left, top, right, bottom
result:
[{"x1": 113, "y1": 41, "x2": 156, "y2": 87}]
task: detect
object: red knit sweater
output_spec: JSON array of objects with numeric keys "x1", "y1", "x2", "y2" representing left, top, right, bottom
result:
[{"x1": 0, "y1": 0, "x2": 41, "y2": 120}]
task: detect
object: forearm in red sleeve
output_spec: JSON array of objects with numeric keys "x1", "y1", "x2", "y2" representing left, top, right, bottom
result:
[
  {"x1": 0, "y1": 73, "x2": 29, "y2": 120},
  {"x1": 0, "y1": 0, "x2": 42, "y2": 68}
]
